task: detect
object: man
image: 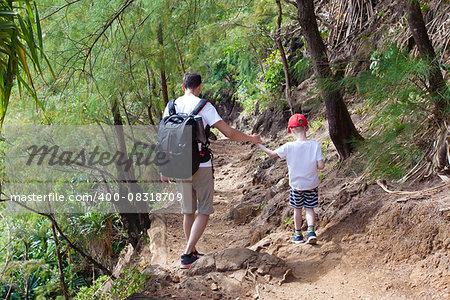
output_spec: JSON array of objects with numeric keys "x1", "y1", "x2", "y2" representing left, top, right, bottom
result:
[{"x1": 161, "y1": 72, "x2": 262, "y2": 268}]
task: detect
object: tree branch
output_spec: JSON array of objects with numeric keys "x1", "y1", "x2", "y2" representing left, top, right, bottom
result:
[
  {"x1": 275, "y1": 0, "x2": 294, "y2": 113},
  {"x1": 283, "y1": 0, "x2": 297, "y2": 8},
  {"x1": 6, "y1": 199, "x2": 116, "y2": 278},
  {"x1": 82, "y1": 0, "x2": 135, "y2": 72},
  {"x1": 42, "y1": 0, "x2": 83, "y2": 20}
]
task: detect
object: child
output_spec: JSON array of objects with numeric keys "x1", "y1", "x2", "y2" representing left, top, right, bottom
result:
[{"x1": 257, "y1": 114, "x2": 325, "y2": 244}]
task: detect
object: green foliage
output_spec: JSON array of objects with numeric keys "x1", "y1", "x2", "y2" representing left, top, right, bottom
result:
[
  {"x1": 319, "y1": 28, "x2": 329, "y2": 39},
  {"x1": 75, "y1": 268, "x2": 151, "y2": 300},
  {"x1": 284, "y1": 217, "x2": 291, "y2": 226},
  {"x1": 369, "y1": 47, "x2": 396, "y2": 77},
  {"x1": 260, "y1": 199, "x2": 267, "y2": 211},
  {"x1": 318, "y1": 171, "x2": 324, "y2": 181},
  {"x1": 0, "y1": 214, "x2": 87, "y2": 299},
  {"x1": 321, "y1": 140, "x2": 329, "y2": 162},
  {"x1": 262, "y1": 50, "x2": 285, "y2": 94},
  {"x1": 346, "y1": 45, "x2": 437, "y2": 180},
  {"x1": 292, "y1": 56, "x2": 312, "y2": 84},
  {"x1": 74, "y1": 275, "x2": 109, "y2": 300},
  {"x1": 0, "y1": 139, "x2": 5, "y2": 185},
  {"x1": 204, "y1": 4, "x2": 276, "y2": 114},
  {"x1": 309, "y1": 117, "x2": 325, "y2": 133},
  {"x1": 419, "y1": 1, "x2": 430, "y2": 14}
]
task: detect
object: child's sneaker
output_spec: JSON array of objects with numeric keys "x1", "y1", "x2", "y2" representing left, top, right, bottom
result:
[
  {"x1": 180, "y1": 252, "x2": 198, "y2": 269},
  {"x1": 292, "y1": 233, "x2": 304, "y2": 244},
  {"x1": 306, "y1": 231, "x2": 317, "y2": 244}
]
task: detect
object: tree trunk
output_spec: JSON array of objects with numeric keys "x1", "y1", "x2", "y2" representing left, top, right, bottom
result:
[
  {"x1": 275, "y1": 0, "x2": 294, "y2": 113},
  {"x1": 11, "y1": 202, "x2": 115, "y2": 278},
  {"x1": 405, "y1": 0, "x2": 448, "y2": 121},
  {"x1": 112, "y1": 99, "x2": 151, "y2": 248},
  {"x1": 173, "y1": 33, "x2": 186, "y2": 74},
  {"x1": 158, "y1": 24, "x2": 169, "y2": 106},
  {"x1": 144, "y1": 63, "x2": 157, "y2": 124},
  {"x1": 160, "y1": 70, "x2": 169, "y2": 105},
  {"x1": 296, "y1": 0, "x2": 362, "y2": 159},
  {"x1": 51, "y1": 224, "x2": 70, "y2": 300},
  {"x1": 49, "y1": 216, "x2": 115, "y2": 278},
  {"x1": 147, "y1": 105, "x2": 155, "y2": 125}
]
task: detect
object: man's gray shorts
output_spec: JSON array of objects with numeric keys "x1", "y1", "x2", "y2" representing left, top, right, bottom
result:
[{"x1": 176, "y1": 167, "x2": 214, "y2": 215}]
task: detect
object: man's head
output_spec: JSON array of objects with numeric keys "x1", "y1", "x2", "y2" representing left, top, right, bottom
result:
[
  {"x1": 182, "y1": 72, "x2": 202, "y2": 91},
  {"x1": 288, "y1": 114, "x2": 308, "y2": 133}
]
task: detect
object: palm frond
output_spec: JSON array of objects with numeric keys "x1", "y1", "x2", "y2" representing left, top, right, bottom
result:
[{"x1": 0, "y1": 0, "x2": 51, "y2": 129}]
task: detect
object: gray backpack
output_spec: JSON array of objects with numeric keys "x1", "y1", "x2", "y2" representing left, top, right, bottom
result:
[{"x1": 156, "y1": 99, "x2": 211, "y2": 179}]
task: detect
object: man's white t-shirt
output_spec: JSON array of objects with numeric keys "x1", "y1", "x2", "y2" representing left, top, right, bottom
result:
[
  {"x1": 163, "y1": 94, "x2": 222, "y2": 167},
  {"x1": 275, "y1": 140, "x2": 324, "y2": 191}
]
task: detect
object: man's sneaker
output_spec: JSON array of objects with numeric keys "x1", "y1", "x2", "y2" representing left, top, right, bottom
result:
[
  {"x1": 180, "y1": 252, "x2": 198, "y2": 269},
  {"x1": 292, "y1": 233, "x2": 304, "y2": 244},
  {"x1": 192, "y1": 250, "x2": 204, "y2": 258},
  {"x1": 306, "y1": 231, "x2": 317, "y2": 244}
]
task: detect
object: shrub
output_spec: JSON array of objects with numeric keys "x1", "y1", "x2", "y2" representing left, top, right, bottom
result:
[{"x1": 346, "y1": 45, "x2": 444, "y2": 181}]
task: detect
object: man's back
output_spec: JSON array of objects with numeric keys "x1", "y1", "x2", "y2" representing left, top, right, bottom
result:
[
  {"x1": 163, "y1": 95, "x2": 221, "y2": 129},
  {"x1": 163, "y1": 94, "x2": 222, "y2": 168}
]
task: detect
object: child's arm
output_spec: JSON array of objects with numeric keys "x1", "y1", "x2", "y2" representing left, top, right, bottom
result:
[
  {"x1": 257, "y1": 144, "x2": 278, "y2": 158},
  {"x1": 317, "y1": 160, "x2": 325, "y2": 170}
]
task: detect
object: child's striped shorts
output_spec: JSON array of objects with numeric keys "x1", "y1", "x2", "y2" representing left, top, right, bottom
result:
[{"x1": 289, "y1": 187, "x2": 319, "y2": 208}]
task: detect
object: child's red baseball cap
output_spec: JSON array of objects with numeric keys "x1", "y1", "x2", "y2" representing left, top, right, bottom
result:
[{"x1": 288, "y1": 114, "x2": 308, "y2": 133}]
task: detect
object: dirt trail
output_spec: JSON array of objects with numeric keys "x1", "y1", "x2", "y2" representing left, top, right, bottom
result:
[{"x1": 143, "y1": 138, "x2": 449, "y2": 300}]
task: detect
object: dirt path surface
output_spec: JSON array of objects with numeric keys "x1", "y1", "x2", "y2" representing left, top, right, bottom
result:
[{"x1": 138, "y1": 138, "x2": 449, "y2": 300}]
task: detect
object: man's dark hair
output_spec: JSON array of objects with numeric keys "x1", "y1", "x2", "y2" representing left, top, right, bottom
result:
[{"x1": 183, "y1": 72, "x2": 202, "y2": 89}]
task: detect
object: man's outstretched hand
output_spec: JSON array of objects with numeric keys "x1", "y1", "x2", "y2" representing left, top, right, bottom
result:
[{"x1": 250, "y1": 133, "x2": 262, "y2": 144}]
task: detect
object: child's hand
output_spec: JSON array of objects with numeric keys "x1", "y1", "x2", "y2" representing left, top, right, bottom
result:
[
  {"x1": 256, "y1": 143, "x2": 278, "y2": 158},
  {"x1": 257, "y1": 143, "x2": 266, "y2": 150}
]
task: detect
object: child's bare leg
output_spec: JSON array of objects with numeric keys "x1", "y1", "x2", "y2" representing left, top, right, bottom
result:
[
  {"x1": 305, "y1": 208, "x2": 315, "y2": 227},
  {"x1": 293, "y1": 207, "x2": 303, "y2": 230}
]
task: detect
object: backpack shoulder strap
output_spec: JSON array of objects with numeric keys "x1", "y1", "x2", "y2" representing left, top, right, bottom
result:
[
  {"x1": 168, "y1": 99, "x2": 176, "y2": 115},
  {"x1": 191, "y1": 98, "x2": 209, "y2": 115}
]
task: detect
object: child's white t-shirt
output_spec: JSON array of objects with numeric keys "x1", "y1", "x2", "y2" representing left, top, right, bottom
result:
[
  {"x1": 163, "y1": 94, "x2": 222, "y2": 167},
  {"x1": 275, "y1": 140, "x2": 324, "y2": 191}
]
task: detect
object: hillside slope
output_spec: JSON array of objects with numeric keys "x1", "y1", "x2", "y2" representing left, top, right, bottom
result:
[{"x1": 122, "y1": 137, "x2": 448, "y2": 300}]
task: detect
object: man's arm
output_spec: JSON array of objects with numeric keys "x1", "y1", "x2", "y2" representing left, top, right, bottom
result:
[
  {"x1": 213, "y1": 120, "x2": 262, "y2": 144},
  {"x1": 257, "y1": 144, "x2": 278, "y2": 158}
]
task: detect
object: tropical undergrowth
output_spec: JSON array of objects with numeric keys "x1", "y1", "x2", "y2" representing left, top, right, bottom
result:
[{"x1": 345, "y1": 45, "x2": 449, "y2": 182}]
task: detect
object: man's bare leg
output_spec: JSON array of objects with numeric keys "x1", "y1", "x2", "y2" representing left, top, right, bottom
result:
[
  {"x1": 184, "y1": 213, "x2": 209, "y2": 254},
  {"x1": 183, "y1": 213, "x2": 195, "y2": 243}
]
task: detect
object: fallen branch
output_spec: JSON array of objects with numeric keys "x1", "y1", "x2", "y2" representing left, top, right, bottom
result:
[
  {"x1": 244, "y1": 263, "x2": 260, "y2": 299},
  {"x1": 376, "y1": 179, "x2": 448, "y2": 196}
]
